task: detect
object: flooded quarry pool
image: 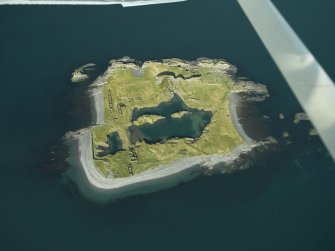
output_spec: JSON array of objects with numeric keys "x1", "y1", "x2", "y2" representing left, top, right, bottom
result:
[{"x1": 129, "y1": 93, "x2": 213, "y2": 144}]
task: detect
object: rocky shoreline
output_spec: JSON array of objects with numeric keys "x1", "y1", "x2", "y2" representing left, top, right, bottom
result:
[
  {"x1": 64, "y1": 131, "x2": 276, "y2": 203},
  {"x1": 63, "y1": 57, "x2": 276, "y2": 203}
]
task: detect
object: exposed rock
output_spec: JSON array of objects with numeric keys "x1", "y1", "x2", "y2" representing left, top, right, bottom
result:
[
  {"x1": 282, "y1": 131, "x2": 290, "y2": 138},
  {"x1": 293, "y1": 112, "x2": 309, "y2": 124},
  {"x1": 71, "y1": 63, "x2": 96, "y2": 83},
  {"x1": 232, "y1": 80, "x2": 269, "y2": 101},
  {"x1": 309, "y1": 128, "x2": 318, "y2": 136}
]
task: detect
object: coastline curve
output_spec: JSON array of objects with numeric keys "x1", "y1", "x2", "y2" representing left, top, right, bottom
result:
[{"x1": 65, "y1": 130, "x2": 276, "y2": 203}]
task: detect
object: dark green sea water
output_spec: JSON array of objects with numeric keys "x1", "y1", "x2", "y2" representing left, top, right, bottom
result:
[{"x1": 1, "y1": 0, "x2": 335, "y2": 250}]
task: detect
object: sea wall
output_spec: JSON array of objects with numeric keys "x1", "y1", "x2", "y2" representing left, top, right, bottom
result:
[
  {"x1": 228, "y1": 94, "x2": 253, "y2": 144},
  {"x1": 64, "y1": 130, "x2": 276, "y2": 204}
]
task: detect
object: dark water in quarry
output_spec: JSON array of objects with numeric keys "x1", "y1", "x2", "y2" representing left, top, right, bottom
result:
[
  {"x1": 135, "y1": 109, "x2": 211, "y2": 143},
  {"x1": 130, "y1": 93, "x2": 212, "y2": 144},
  {"x1": 132, "y1": 93, "x2": 189, "y2": 120},
  {"x1": 1, "y1": 0, "x2": 335, "y2": 250},
  {"x1": 97, "y1": 131, "x2": 123, "y2": 157}
]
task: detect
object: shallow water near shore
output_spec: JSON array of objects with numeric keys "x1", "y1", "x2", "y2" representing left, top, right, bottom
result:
[{"x1": 1, "y1": 0, "x2": 335, "y2": 250}]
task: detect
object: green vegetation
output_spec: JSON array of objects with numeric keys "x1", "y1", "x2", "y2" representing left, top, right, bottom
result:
[{"x1": 92, "y1": 60, "x2": 244, "y2": 178}]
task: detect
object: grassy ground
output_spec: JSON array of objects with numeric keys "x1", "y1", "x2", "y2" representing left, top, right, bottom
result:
[{"x1": 92, "y1": 61, "x2": 244, "y2": 178}]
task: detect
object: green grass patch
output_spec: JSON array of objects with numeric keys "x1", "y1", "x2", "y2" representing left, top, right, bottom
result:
[{"x1": 91, "y1": 61, "x2": 244, "y2": 178}]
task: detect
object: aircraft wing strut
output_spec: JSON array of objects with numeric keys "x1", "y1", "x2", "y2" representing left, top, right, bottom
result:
[{"x1": 237, "y1": 0, "x2": 335, "y2": 161}]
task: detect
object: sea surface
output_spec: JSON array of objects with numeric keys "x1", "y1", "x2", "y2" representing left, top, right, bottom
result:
[{"x1": 1, "y1": 0, "x2": 335, "y2": 250}]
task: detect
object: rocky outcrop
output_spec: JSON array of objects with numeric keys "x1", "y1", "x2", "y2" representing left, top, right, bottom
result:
[
  {"x1": 71, "y1": 63, "x2": 96, "y2": 83},
  {"x1": 293, "y1": 112, "x2": 309, "y2": 124}
]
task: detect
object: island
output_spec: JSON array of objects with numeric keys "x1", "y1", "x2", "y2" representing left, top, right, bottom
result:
[{"x1": 64, "y1": 57, "x2": 276, "y2": 203}]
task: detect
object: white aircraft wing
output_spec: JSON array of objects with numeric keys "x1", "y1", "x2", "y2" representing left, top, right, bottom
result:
[
  {"x1": 0, "y1": 0, "x2": 186, "y2": 6},
  {"x1": 237, "y1": 0, "x2": 335, "y2": 161}
]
